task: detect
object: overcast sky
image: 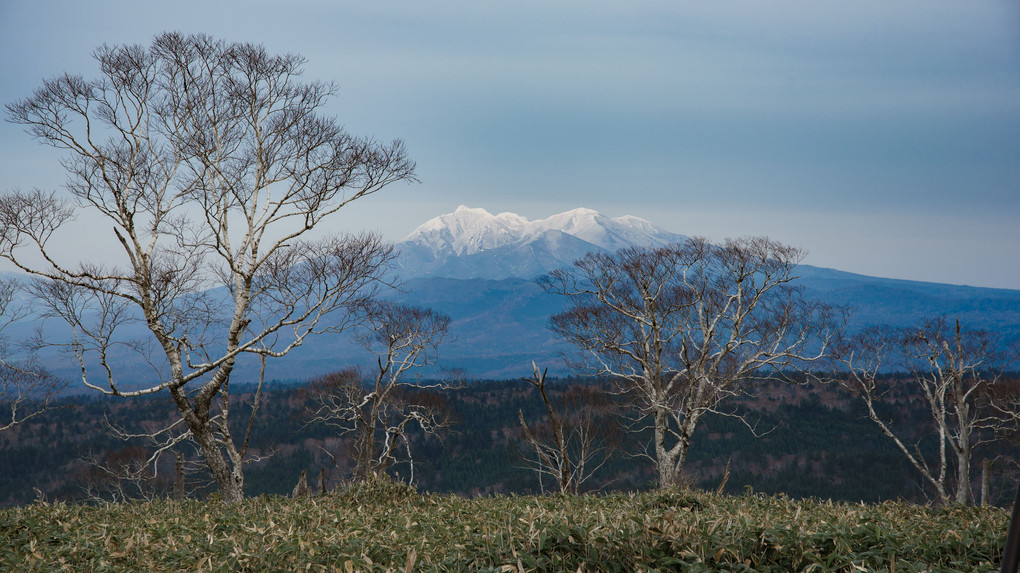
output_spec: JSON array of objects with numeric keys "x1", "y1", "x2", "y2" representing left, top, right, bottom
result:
[{"x1": 2, "y1": 1, "x2": 1019, "y2": 289}]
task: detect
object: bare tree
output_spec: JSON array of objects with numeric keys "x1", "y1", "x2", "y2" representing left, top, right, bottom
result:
[
  {"x1": 989, "y1": 350, "x2": 1020, "y2": 437},
  {"x1": 517, "y1": 363, "x2": 618, "y2": 494},
  {"x1": 837, "y1": 318, "x2": 1015, "y2": 505},
  {"x1": 86, "y1": 412, "x2": 216, "y2": 501},
  {"x1": 2, "y1": 33, "x2": 416, "y2": 503},
  {"x1": 78, "y1": 445, "x2": 168, "y2": 503},
  {"x1": 305, "y1": 302, "x2": 451, "y2": 483},
  {"x1": 78, "y1": 443, "x2": 206, "y2": 504},
  {"x1": 0, "y1": 357, "x2": 64, "y2": 433},
  {"x1": 541, "y1": 237, "x2": 842, "y2": 489},
  {"x1": 0, "y1": 278, "x2": 65, "y2": 433}
]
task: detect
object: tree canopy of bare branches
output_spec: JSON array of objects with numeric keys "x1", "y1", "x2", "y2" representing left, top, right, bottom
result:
[
  {"x1": 304, "y1": 302, "x2": 451, "y2": 484},
  {"x1": 2, "y1": 33, "x2": 417, "y2": 503},
  {"x1": 836, "y1": 317, "x2": 1016, "y2": 505},
  {"x1": 541, "y1": 236, "x2": 842, "y2": 489},
  {"x1": 0, "y1": 278, "x2": 65, "y2": 434},
  {"x1": 517, "y1": 363, "x2": 618, "y2": 494}
]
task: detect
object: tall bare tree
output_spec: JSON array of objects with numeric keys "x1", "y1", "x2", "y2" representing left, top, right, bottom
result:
[
  {"x1": 0, "y1": 278, "x2": 65, "y2": 434},
  {"x1": 517, "y1": 363, "x2": 618, "y2": 494},
  {"x1": 2, "y1": 33, "x2": 416, "y2": 503},
  {"x1": 837, "y1": 318, "x2": 1014, "y2": 505},
  {"x1": 305, "y1": 302, "x2": 451, "y2": 484},
  {"x1": 541, "y1": 237, "x2": 841, "y2": 489}
]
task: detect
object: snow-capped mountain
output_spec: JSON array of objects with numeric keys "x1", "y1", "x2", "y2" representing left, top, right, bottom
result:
[
  {"x1": 396, "y1": 206, "x2": 684, "y2": 279},
  {"x1": 24, "y1": 206, "x2": 1020, "y2": 384}
]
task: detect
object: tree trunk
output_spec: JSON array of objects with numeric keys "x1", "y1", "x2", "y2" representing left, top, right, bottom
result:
[
  {"x1": 653, "y1": 408, "x2": 690, "y2": 489},
  {"x1": 168, "y1": 378, "x2": 246, "y2": 504},
  {"x1": 174, "y1": 452, "x2": 185, "y2": 500},
  {"x1": 203, "y1": 448, "x2": 244, "y2": 504},
  {"x1": 188, "y1": 420, "x2": 245, "y2": 504},
  {"x1": 981, "y1": 459, "x2": 991, "y2": 506},
  {"x1": 955, "y1": 441, "x2": 970, "y2": 505},
  {"x1": 355, "y1": 416, "x2": 378, "y2": 480},
  {"x1": 291, "y1": 470, "x2": 309, "y2": 498}
]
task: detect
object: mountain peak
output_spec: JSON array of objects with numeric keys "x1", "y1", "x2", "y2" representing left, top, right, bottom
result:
[
  {"x1": 559, "y1": 207, "x2": 599, "y2": 216},
  {"x1": 453, "y1": 205, "x2": 491, "y2": 216},
  {"x1": 398, "y1": 206, "x2": 685, "y2": 279}
]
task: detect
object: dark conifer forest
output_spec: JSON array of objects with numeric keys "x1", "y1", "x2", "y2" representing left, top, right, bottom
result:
[{"x1": 2, "y1": 376, "x2": 1015, "y2": 507}]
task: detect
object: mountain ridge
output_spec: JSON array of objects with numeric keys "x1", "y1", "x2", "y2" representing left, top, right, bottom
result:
[
  {"x1": 385, "y1": 205, "x2": 1020, "y2": 377},
  {"x1": 5, "y1": 206, "x2": 1019, "y2": 383},
  {"x1": 403, "y1": 205, "x2": 682, "y2": 254}
]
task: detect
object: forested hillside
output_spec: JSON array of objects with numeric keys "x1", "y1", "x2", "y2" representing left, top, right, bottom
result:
[{"x1": 1, "y1": 377, "x2": 1016, "y2": 507}]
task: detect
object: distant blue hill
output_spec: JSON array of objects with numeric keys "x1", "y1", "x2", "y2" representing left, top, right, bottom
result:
[
  {"x1": 365, "y1": 268, "x2": 1020, "y2": 380},
  {"x1": 5, "y1": 206, "x2": 1019, "y2": 385},
  {"x1": 9, "y1": 269, "x2": 1020, "y2": 385},
  {"x1": 795, "y1": 265, "x2": 1020, "y2": 339}
]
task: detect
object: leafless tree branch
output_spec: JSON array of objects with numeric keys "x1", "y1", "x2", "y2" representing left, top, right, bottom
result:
[
  {"x1": 517, "y1": 363, "x2": 619, "y2": 494},
  {"x1": 303, "y1": 302, "x2": 451, "y2": 484},
  {"x1": 0, "y1": 278, "x2": 66, "y2": 433}
]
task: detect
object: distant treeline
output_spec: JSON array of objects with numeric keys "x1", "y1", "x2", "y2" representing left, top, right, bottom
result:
[{"x1": 1, "y1": 375, "x2": 1017, "y2": 507}]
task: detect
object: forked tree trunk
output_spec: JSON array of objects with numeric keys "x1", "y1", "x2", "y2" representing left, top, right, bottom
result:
[
  {"x1": 170, "y1": 374, "x2": 247, "y2": 504},
  {"x1": 653, "y1": 408, "x2": 693, "y2": 489},
  {"x1": 191, "y1": 423, "x2": 245, "y2": 504},
  {"x1": 652, "y1": 397, "x2": 705, "y2": 490}
]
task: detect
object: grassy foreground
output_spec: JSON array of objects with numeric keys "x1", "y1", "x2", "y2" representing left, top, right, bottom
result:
[{"x1": 0, "y1": 480, "x2": 1009, "y2": 572}]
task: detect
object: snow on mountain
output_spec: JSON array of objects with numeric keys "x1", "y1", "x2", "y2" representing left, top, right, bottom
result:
[
  {"x1": 533, "y1": 208, "x2": 682, "y2": 253},
  {"x1": 406, "y1": 206, "x2": 530, "y2": 257},
  {"x1": 396, "y1": 205, "x2": 684, "y2": 279},
  {"x1": 404, "y1": 205, "x2": 682, "y2": 255}
]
